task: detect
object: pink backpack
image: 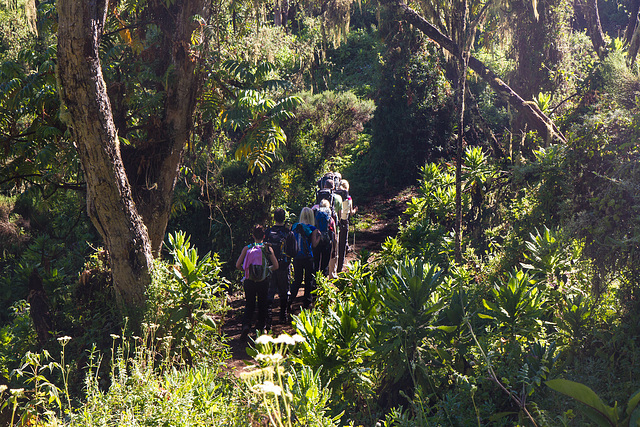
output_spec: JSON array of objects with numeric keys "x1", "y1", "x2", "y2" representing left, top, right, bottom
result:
[{"x1": 243, "y1": 243, "x2": 268, "y2": 281}]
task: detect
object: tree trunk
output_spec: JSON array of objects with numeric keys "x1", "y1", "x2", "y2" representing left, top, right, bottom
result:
[
  {"x1": 57, "y1": 0, "x2": 153, "y2": 313},
  {"x1": 453, "y1": 0, "x2": 468, "y2": 264},
  {"x1": 57, "y1": 0, "x2": 210, "y2": 314},
  {"x1": 577, "y1": 0, "x2": 608, "y2": 60},
  {"x1": 624, "y1": 0, "x2": 640, "y2": 45},
  {"x1": 384, "y1": 0, "x2": 566, "y2": 144},
  {"x1": 134, "y1": 0, "x2": 209, "y2": 256}
]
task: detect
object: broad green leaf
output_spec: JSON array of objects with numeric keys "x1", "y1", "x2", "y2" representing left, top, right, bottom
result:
[{"x1": 546, "y1": 379, "x2": 618, "y2": 425}]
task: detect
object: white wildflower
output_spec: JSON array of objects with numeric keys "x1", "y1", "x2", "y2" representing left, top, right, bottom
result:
[
  {"x1": 57, "y1": 336, "x2": 72, "y2": 345},
  {"x1": 253, "y1": 381, "x2": 282, "y2": 396},
  {"x1": 256, "y1": 353, "x2": 284, "y2": 364},
  {"x1": 273, "y1": 333, "x2": 295, "y2": 345},
  {"x1": 254, "y1": 334, "x2": 274, "y2": 345}
]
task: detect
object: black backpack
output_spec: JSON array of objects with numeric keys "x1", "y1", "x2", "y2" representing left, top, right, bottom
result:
[
  {"x1": 265, "y1": 225, "x2": 296, "y2": 262},
  {"x1": 315, "y1": 188, "x2": 335, "y2": 208},
  {"x1": 317, "y1": 172, "x2": 341, "y2": 191}
]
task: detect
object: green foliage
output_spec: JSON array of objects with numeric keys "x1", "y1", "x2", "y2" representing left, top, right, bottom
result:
[
  {"x1": 546, "y1": 379, "x2": 640, "y2": 427},
  {"x1": 59, "y1": 330, "x2": 245, "y2": 426},
  {"x1": 0, "y1": 301, "x2": 35, "y2": 383},
  {"x1": 292, "y1": 296, "x2": 374, "y2": 409},
  {"x1": 479, "y1": 270, "x2": 546, "y2": 341},
  {"x1": 218, "y1": 60, "x2": 304, "y2": 174},
  {"x1": 244, "y1": 333, "x2": 341, "y2": 427},
  {"x1": 372, "y1": 258, "x2": 453, "y2": 399},
  {"x1": 5, "y1": 349, "x2": 62, "y2": 425},
  {"x1": 358, "y1": 32, "x2": 454, "y2": 195},
  {"x1": 147, "y1": 231, "x2": 230, "y2": 364}
]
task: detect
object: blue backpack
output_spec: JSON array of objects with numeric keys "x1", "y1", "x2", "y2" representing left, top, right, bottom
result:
[
  {"x1": 315, "y1": 207, "x2": 333, "y2": 245},
  {"x1": 293, "y1": 223, "x2": 313, "y2": 259}
]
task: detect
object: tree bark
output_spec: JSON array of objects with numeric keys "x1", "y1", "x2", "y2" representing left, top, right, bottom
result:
[
  {"x1": 578, "y1": 0, "x2": 608, "y2": 60},
  {"x1": 135, "y1": 0, "x2": 209, "y2": 255},
  {"x1": 57, "y1": 0, "x2": 153, "y2": 312},
  {"x1": 57, "y1": 0, "x2": 210, "y2": 314},
  {"x1": 384, "y1": 0, "x2": 566, "y2": 144},
  {"x1": 624, "y1": 0, "x2": 640, "y2": 45}
]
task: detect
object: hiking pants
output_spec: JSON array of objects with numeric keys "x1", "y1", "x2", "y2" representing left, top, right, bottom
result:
[
  {"x1": 267, "y1": 263, "x2": 290, "y2": 323},
  {"x1": 291, "y1": 256, "x2": 315, "y2": 309},
  {"x1": 242, "y1": 278, "x2": 269, "y2": 331},
  {"x1": 314, "y1": 240, "x2": 332, "y2": 277},
  {"x1": 338, "y1": 219, "x2": 349, "y2": 272}
]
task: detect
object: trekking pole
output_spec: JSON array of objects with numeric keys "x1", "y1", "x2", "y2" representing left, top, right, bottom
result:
[{"x1": 352, "y1": 217, "x2": 356, "y2": 251}]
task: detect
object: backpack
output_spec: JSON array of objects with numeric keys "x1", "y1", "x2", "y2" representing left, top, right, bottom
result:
[
  {"x1": 317, "y1": 172, "x2": 341, "y2": 191},
  {"x1": 284, "y1": 231, "x2": 298, "y2": 258},
  {"x1": 244, "y1": 243, "x2": 270, "y2": 282},
  {"x1": 293, "y1": 223, "x2": 313, "y2": 259},
  {"x1": 315, "y1": 207, "x2": 334, "y2": 245},
  {"x1": 265, "y1": 226, "x2": 296, "y2": 262},
  {"x1": 334, "y1": 188, "x2": 348, "y2": 201},
  {"x1": 315, "y1": 188, "x2": 335, "y2": 208}
]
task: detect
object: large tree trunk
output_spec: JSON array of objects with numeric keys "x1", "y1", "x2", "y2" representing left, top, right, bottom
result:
[
  {"x1": 133, "y1": 0, "x2": 209, "y2": 256},
  {"x1": 57, "y1": 0, "x2": 209, "y2": 314},
  {"x1": 57, "y1": 0, "x2": 153, "y2": 312},
  {"x1": 384, "y1": 0, "x2": 566, "y2": 144}
]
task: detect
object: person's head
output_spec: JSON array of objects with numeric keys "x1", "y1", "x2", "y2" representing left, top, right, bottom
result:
[
  {"x1": 299, "y1": 207, "x2": 315, "y2": 225},
  {"x1": 273, "y1": 208, "x2": 285, "y2": 224},
  {"x1": 324, "y1": 179, "x2": 334, "y2": 189},
  {"x1": 340, "y1": 179, "x2": 349, "y2": 192},
  {"x1": 319, "y1": 199, "x2": 330, "y2": 208},
  {"x1": 252, "y1": 224, "x2": 265, "y2": 241}
]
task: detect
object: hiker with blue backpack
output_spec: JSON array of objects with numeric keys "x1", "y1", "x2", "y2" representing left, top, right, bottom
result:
[
  {"x1": 264, "y1": 208, "x2": 296, "y2": 325},
  {"x1": 289, "y1": 207, "x2": 321, "y2": 311},
  {"x1": 314, "y1": 198, "x2": 338, "y2": 277},
  {"x1": 235, "y1": 224, "x2": 279, "y2": 339}
]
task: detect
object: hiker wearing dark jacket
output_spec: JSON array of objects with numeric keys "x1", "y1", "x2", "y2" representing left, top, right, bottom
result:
[
  {"x1": 235, "y1": 225, "x2": 279, "y2": 338},
  {"x1": 265, "y1": 208, "x2": 291, "y2": 324},
  {"x1": 290, "y1": 207, "x2": 320, "y2": 311}
]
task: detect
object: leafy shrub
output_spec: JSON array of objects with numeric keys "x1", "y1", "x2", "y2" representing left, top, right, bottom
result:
[{"x1": 146, "y1": 231, "x2": 230, "y2": 365}]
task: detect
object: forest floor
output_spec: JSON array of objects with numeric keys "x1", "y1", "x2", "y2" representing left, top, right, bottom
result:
[{"x1": 221, "y1": 186, "x2": 416, "y2": 374}]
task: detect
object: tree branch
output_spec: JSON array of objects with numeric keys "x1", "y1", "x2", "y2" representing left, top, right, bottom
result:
[{"x1": 382, "y1": 0, "x2": 567, "y2": 144}]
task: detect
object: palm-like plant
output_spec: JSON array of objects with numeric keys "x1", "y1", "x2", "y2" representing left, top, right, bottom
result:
[
  {"x1": 155, "y1": 231, "x2": 228, "y2": 363},
  {"x1": 372, "y1": 258, "x2": 454, "y2": 400},
  {"x1": 480, "y1": 269, "x2": 547, "y2": 341},
  {"x1": 521, "y1": 226, "x2": 573, "y2": 288},
  {"x1": 293, "y1": 298, "x2": 373, "y2": 407},
  {"x1": 218, "y1": 60, "x2": 303, "y2": 174}
]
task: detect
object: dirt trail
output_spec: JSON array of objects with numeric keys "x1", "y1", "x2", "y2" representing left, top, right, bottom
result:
[{"x1": 221, "y1": 188, "x2": 415, "y2": 373}]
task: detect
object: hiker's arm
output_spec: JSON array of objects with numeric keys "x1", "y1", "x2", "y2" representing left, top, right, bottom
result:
[
  {"x1": 235, "y1": 246, "x2": 247, "y2": 270},
  {"x1": 311, "y1": 229, "x2": 321, "y2": 247},
  {"x1": 268, "y1": 247, "x2": 279, "y2": 271}
]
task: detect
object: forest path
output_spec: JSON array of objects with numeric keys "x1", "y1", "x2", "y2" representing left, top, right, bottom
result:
[{"x1": 221, "y1": 187, "x2": 416, "y2": 374}]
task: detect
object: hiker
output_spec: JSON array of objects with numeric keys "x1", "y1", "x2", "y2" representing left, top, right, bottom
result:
[
  {"x1": 290, "y1": 207, "x2": 320, "y2": 311},
  {"x1": 337, "y1": 179, "x2": 356, "y2": 272},
  {"x1": 235, "y1": 224, "x2": 279, "y2": 338},
  {"x1": 315, "y1": 178, "x2": 343, "y2": 220},
  {"x1": 315, "y1": 198, "x2": 338, "y2": 277},
  {"x1": 264, "y1": 208, "x2": 293, "y2": 324}
]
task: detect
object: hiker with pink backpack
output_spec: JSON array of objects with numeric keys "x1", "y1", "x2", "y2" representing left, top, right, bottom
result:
[{"x1": 235, "y1": 224, "x2": 279, "y2": 339}]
